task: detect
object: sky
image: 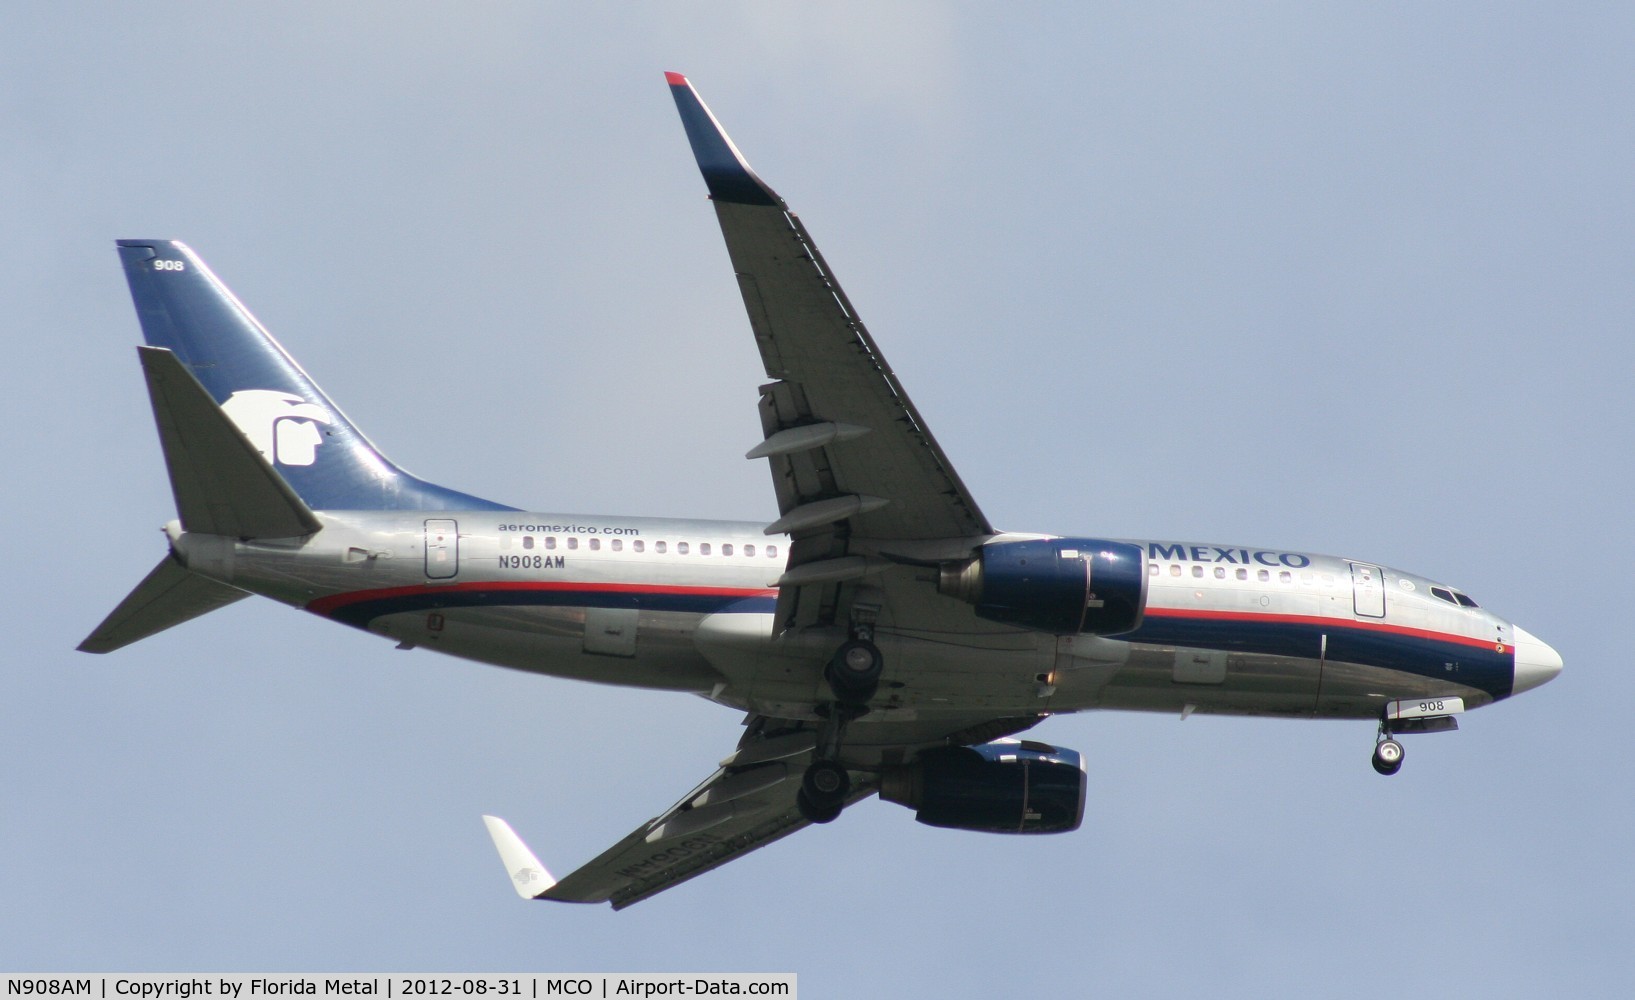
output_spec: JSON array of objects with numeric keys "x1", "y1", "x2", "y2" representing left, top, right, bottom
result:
[{"x1": 3, "y1": 3, "x2": 1629, "y2": 995}]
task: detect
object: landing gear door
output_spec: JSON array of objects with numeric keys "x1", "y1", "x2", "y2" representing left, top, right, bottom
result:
[
  {"x1": 425, "y1": 519, "x2": 459, "y2": 579},
  {"x1": 1349, "y1": 562, "x2": 1385, "y2": 618}
]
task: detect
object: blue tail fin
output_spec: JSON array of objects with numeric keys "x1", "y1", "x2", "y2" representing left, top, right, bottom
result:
[{"x1": 117, "y1": 240, "x2": 514, "y2": 512}]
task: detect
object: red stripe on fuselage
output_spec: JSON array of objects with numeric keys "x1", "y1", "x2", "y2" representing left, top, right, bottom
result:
[
  {"x1": 1143, "y1": 605, "x2": 1511, "y2": 653},
  {"x1": 304, "y1": 586, "x2": 1508, "y2": 654},
  {"x1": 306, "y1": 580, "x2": 778, "y2": 616}
]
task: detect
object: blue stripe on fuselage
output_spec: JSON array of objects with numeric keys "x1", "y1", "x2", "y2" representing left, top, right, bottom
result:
[
  {"x1": 317, "y1": 587, "x2": 775, "y2": 630},
  {"x1": 314, "y1": 586, "x2": 1510, "y2": 699},
  {"x1": 1131, "y1": 611, "x2": 1513, "y2": 699}
]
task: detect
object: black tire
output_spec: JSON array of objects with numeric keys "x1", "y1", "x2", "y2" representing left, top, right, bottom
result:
[
  {"x1": 1371, "y1": 738, "x2": 1404, "y2": 776},
  {"x1": 802, "y1": 759, "x2": 851, "y2": 803},
  {"x1": 796, "y1": 788, "x2": 843, "y2": 824},
  {"x1": 825, "y1": 639, "x2": 883, "y2": 703}
]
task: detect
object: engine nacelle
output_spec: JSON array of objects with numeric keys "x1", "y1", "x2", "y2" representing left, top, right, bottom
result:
[
  {"x1": 939, "y1": 537, "x2": 1147, "y2": 635},
  {"x1": 880, "y1": 739, "x2": 1087, "y2": 834}
]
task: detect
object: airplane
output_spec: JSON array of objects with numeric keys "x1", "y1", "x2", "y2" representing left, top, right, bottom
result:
[{"x1": 81, "y1": 72, "x2": 1563, "y2": 910}]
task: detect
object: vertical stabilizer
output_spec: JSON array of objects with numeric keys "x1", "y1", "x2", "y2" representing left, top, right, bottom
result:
[{"x1": 116, "y1": 240, "x2": 513, "y2": 512}]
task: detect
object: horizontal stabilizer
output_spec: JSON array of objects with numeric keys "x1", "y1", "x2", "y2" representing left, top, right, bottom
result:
[
  {"x1": 481, "y1": 816, "x2": 559, "y2": 900},
  {"x1": 139, "y1": 346, "x2": 322, "y2": 538},
  {"x1": 78, "y1": 556, "x2": 249, "y2": 654}
]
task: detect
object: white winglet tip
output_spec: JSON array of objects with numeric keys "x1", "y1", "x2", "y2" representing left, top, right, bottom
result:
[{"x1": 482, "y1": 815, "x2": 558, "y2": 899}]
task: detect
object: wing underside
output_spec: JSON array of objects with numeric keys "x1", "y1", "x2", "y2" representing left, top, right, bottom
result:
[
  {"x1": 485, "y1": 713, "x2": 1042, "y2": 908},
  {"x1": 482, "y1": 74, "x2": 1024, "y2": 910},
  {"x1": 668, "y1": 72, "x2": 994, "y2": 634},
  {"x1": 487, "y1": 722, "x2": 855, "y2": 909}
]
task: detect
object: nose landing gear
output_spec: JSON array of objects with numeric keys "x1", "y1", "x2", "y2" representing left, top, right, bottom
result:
[
  {"x1": 1371, "y1": 733, "x2": 1405, "y2": 776},
  {"x1": 1369, "y1": 698, "x2": 1464, "y2": 774}
]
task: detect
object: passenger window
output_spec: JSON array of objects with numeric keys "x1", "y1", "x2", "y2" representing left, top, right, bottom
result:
[
  {"x1": 1214, "y1": 567, "x2": 1226, "y2": 579},
  {"x1": 545, "y1": 537, "x2": 556, "y2": 550},
  {"x1": 1279, "y1": 571, "x2": 1292, "y2": 583},
  {"x1": 1236, "y1": 568, "x2": 1248, "y2": 581},
  {"x1": 590, "y1": 538, "x2": 601, "y2": 551},
  {"x1": 1148, "y1": 563, "x2": 1159, "y2": 577},
  {"x1": 567, "y1": 538, "x2": 578, "y2": 550},
  {"x1": 767, "y1": 545, "x2": 779, "y2": 558},
  {"x1": 522, "y1": 536, "x2": 534, "y2": 550},
  {"x1": 1191, "y1": 565, "x2": 1204, "y2": 578},
  {"x1": 656, "y1": 541, "x2": 667, "y2": 554},
  {"x1": 722, "y1": 543, "x2": 733, "y2": 556},
  {"x1": 745, "y1": 544, "x2": 756, "y2": 557},
  {"x1": 1258, "y1": 569, "x2": 1270, "y2": 582},
  {"x1": 700, "y1": 543, "x2": 711, "y2": 556},
  {"x1": 678, "y1": 542, "x2": 690, "y2": 555},
  {"x1": 633, "y1": 540, "x2": 644, "y2": 553},
  {"x1": 1169, "y1": 565, "x2": 1182, "y2": 577},
  {"x1": 611, "y1": 539, "x2": 622, "y2": 552}
]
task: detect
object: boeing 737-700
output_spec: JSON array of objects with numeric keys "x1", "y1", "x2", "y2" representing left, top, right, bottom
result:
[{"x1": 80, "y1": 73, "x2": 1563, "y2": 909}]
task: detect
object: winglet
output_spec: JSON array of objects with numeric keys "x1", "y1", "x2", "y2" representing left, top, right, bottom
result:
[
  {"x1": 481, "y1": 815, "x2": 558, "y2": 900},
  {"x1": 664, "y1": 72, "x2": 780, "y2": 206}
]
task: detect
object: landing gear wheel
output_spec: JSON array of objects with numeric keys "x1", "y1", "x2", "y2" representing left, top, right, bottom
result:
[
  {"x1": 824, "y1": 639, "x2": 883, "y2": 704},
  {"x1": 802, "y1": 758, "x2": 851, "y2": 803},
  {"x1": 796, "y1": 788, "x2": 843, "y2": 823},
  {"x1": 797, "y1": 759, "x2": 850, "y2": 823},
  {"x1": 1372, "y1": 738, "x2": 1404, "y2": 776}
]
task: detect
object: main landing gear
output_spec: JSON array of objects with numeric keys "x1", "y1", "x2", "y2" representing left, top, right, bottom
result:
[
  {"x1": 797, "y1": 759, "x2": 849, "y2": 824},
  {"x1": 796, "y1": 634, "x2": 884, "y2": 824},
  {"x1": 824, "y1": 638, "x2": 883, "y2": 704}
]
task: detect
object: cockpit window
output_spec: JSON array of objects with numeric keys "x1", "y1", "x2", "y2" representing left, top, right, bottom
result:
[{"x1": 1430, "y1": 585, "x2": 1480, "y2": 609}]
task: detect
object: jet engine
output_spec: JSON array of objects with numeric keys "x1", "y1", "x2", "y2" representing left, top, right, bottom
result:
[
  {"x1": 879, "y1": 740, "x2": 1086, "y2": 834},
  {"x1": 938, "y1": 537, "x2": 1147, "y2": 635}
]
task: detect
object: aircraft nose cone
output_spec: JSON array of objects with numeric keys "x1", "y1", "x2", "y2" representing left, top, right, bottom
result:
[{"x1": 1511, "y1": 626, "x2": 1563, "y2": 695}]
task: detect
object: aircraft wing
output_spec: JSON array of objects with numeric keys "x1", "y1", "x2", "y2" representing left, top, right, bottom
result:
[
  {"x1": 485, "y1": 75, "x2": 1042, "y2": 910},
  {"x1": 484, "y1": 722, "x2": 874, "y2": 910},
  {"x1": 667, "y1": 73, "x2": 995, "y2": 632},
  {"x1": 484, "y1": 713, "x2": 1042, "y2": 908}
]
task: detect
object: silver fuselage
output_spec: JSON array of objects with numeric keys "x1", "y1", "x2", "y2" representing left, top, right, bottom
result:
[{"x1": 170, "y1": 510, "x2": 1526, "y2": 726}]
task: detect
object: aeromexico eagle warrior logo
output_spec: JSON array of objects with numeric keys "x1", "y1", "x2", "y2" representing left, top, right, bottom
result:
[{"x1": 220, "y1": 390, "x2": 333, "y2": 466}]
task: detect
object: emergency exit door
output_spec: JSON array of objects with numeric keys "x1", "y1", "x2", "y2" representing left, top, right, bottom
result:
[{"x1": 425, "y1": 519, "x2": 459, "y2": 579}]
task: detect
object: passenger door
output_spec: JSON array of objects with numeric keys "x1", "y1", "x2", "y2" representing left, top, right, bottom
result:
[
  {"x1": 1349, "y1": 562, "x2": 1385, "y2": 618},
  {"x1": 425, "y1": 519, "x2": 459, "y2": 579}
]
